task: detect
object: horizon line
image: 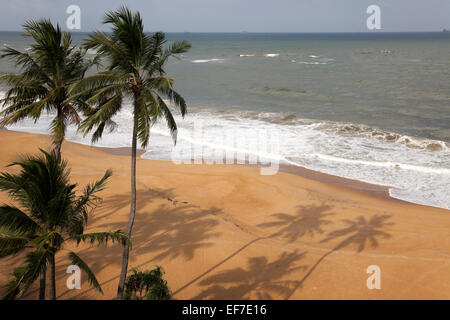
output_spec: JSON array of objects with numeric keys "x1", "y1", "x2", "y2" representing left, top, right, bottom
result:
[{"x1": 0, "y1": 30, "x2": 447, "y2": 34}]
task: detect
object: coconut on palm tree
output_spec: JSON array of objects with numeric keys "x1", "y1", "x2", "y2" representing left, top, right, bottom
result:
[
  {"x1": 0, "y1": 149, "x2": 129, "y2": 300},
  {"x1": 69, "y1": 6, "x2": 191, "y2": 299},
  {"x1": 0, "y1": 19, "x2": 95, "y2": 157}
]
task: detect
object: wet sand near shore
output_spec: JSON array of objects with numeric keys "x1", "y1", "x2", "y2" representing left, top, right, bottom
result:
[{"x1": 0, "y1": 130, "x2": 449, "y2": 300}]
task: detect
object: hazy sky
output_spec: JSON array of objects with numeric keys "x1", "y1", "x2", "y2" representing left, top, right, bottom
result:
[{"x1": 0, "y1": 0, "x2": 449, "y2": 32}]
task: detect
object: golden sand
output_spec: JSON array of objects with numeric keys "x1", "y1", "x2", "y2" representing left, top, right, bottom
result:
[{"x1": 0, "y1": 130, "x2": 449, "y2": 299}]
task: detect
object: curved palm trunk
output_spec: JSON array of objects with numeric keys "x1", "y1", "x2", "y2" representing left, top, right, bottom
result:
[
  {"x1": 117, "y1": 101, "x2": 139, "y2": 300},
  {"x1": 48, "y1": 253, "x2": 56, "y2": 300},
  {"x1": 53, "y1": 107, "x2": 65, "y2": 159},
  {"x1": 39, "y1": 265, "x2": 46, "y2": 300},
  {"x1": 54, "y1": 140, "x2": 63, "y2": 159}
]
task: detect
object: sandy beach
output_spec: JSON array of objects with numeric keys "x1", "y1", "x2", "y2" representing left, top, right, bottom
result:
[{"x1": 0, "y1": 130, "x2": 449, "y2": 300}]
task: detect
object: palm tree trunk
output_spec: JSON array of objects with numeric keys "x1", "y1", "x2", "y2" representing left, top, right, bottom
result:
[
  {"x1": 117, "y1": 102, "x2": 139, "y2": 300},
  {"x1": 54, "y1": 108, "x2": 64, "y2": 159},
  {"x1": 39, "y1": 265, "x2": 46, "y2": 300},
  {"x1": 48, "y1": 253, "x2": 56, "y2": 300},
  {"x1": 54, "y1": 140, "x2": 62, "y2": 159}
]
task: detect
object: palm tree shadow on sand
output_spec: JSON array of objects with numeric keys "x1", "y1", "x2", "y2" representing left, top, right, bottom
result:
[
  {"x1": 180, "y1": 209, "x2": 393, "y2": 300},
  {"x1": 173, "y1": 204, "x2": 334, "y2": 297},
  {"x1": 93, "y1": 188, "x2": 177, "y2": 219},
  {"x1": 257, "y1": 204, "x2": 334, "y2": 242},
  {"x1": 283, "y1": 214, "x2": 394, "y2": 299},
  {"x1": 55, "y1": 189, "x2": 222, "y2": 300},
  {"x1": 193, "y1": 251, "x2": 308, "y2": 299},
  {"x1": 26, "y1": 188, "x2": 176, "y2": 300}
]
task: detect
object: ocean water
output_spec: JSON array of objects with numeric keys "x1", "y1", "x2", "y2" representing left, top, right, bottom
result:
[{"x1": 1, "y1": 32, "x2": 450, "y2": 210}]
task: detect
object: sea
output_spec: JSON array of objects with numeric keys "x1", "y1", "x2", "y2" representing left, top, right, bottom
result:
[{"x1": 1, "y1": 32, "x2": 449, "y2": 210}]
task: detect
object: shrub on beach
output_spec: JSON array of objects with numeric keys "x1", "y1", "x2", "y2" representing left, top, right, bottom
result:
[{"x1": 124, "y1": 266, "x2": 172, "y2": 300}]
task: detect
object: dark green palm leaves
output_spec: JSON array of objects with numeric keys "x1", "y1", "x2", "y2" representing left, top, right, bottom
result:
[
  {"x1": 70, "y1": 6, "x2": 191, "y2": 299},
  {"x1": 0, "y1": 149, "x2": 128, "y2": 299},
  {"x1": 72, "y1": 6, "x2": 191, "y2": 147},
  {"x1": 0, "y1": 20, "x2": 94, "y2": 153},
  {"x1": 124, "y1": 266, "x2": 172, "y2": 300}
]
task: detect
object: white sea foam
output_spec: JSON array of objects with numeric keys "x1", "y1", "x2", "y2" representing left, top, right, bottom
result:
[
  {"x1": 3, "y1": 95, "x2": 449, "y2": 210},
  {"x1": 145, "y1": 110, "x2": 450, "y2": 210},
  {"x1": 239, "y1": 54, "x2": 255, "y2": 57},
  {"x1": 295, "y1": 61, "x2": 329, "y2": 65},
  {"x1": 191, "y1": 58, "x2": 225, "y2": 63},
  {"x1": 264, "y1": 53, "x2": 280, "y2": 57}
]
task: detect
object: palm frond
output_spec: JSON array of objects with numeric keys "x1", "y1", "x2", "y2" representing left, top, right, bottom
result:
[
  {"x1": 49, "y1": 112, "x2": 66, "y2": 145},
  {"x1": 0, "y1": 231, "x2": 30, "y2": 257},
  {"x1": 156, "y1": 95, "x2": 178, "y2": 144},
  {"x1": 69, "y1": 71, "x2": 129, "y2": 95},
  {"x1": 78, "y1": 94, "x2": 123, "y2": 140},
  {"x1": 0, "y1": 19, "x2": 92, "y2": 145},
  {"x1": 31, "y1": 231, "x2": 64, "y2": 251},
  {"x1": 0, "y1": 97, "x2": 50, "y2": 126},
  {"x1": 83, "y1": 32, "x2": 134, "y2": 74},
  {"x1": 147, "y1": 40, "x2": 191, "y2": 74},
  {"x1": 70, "y1": 169, "x2": 112, "y2": 234},
  {"x1": 1, "y1": 249, "x2": 49, "y2": 300},
  {"x1": 136, "y1": 95, "x2": 151, "y2": 148},
  {"x1": 0, "y1": 205, "x2": 40, "y2": 234},
  {"x1": 141, "y1": 87, "x2": 179, "y2": 144},
  {"x1": 0, "y1": 47, "x2": 50, "y2": 84},
  {"x1": 79, "y1": 7, "x2": 190, "y2": 148},
  {"x1": 68, "y1": 251, "x2": 103, "y2": 294},
  {"x1": 73, "y1": 231, "x2": 130, "y2": 247}
]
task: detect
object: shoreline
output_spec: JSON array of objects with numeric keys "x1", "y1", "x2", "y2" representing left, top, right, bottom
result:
[
  {"x1": 1, "y1": 130, "x2": 450, "y2": 300},
  {"x1": 96, "y1": 144, "x2": 400, "y2": 203},
  {"x1": 0, "y1": 129, "x2": 425, "y2": 206},
  {"x1": 97, "y1": 146, "x2": 147, "y2": 157},
  {"x1": 278, "y1": 163, "x2": 394, "y2": 201},
  {"x1": 0, "y1": 129, "x2": 439, "y2": 208}
]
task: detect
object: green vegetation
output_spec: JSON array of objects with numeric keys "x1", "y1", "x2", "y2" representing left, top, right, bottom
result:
[
  {"x1": 0, "y1": 6, "x2": 184, "y2": 300},
  {"x1": 0, "y1": 149, "x2": 129, "y2": 299},
  {"x1": 0, "y1": 20, "x2": 95, "y2": 157},
  {"x1": 124, "y1": 267, "x2": 172, "y2": 300},
  {"x1": 70, "y1": 6, "x2": 190, "y2": 299}
]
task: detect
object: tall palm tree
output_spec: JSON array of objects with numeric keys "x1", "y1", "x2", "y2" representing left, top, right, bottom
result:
[
  {"x1": 0, "y1": 149, "x2": 129, "y2": 300},
  {"x1": 70, "y1": 6, "x2": 191, "y2": 299},
  {"x1": 0, "y1": 20, "x2": 94, "y2": 157}
]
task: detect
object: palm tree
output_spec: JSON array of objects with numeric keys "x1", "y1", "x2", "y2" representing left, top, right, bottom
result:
[
  {"x1": 0, "y1": 149, "x2": 129, "y2": 300},
  {"x1": 0, "y1": 19, "x2": 94, "y2": 157},
  {"x1": 70, "y1": 6, "x2": 191, "y2": 299}
]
